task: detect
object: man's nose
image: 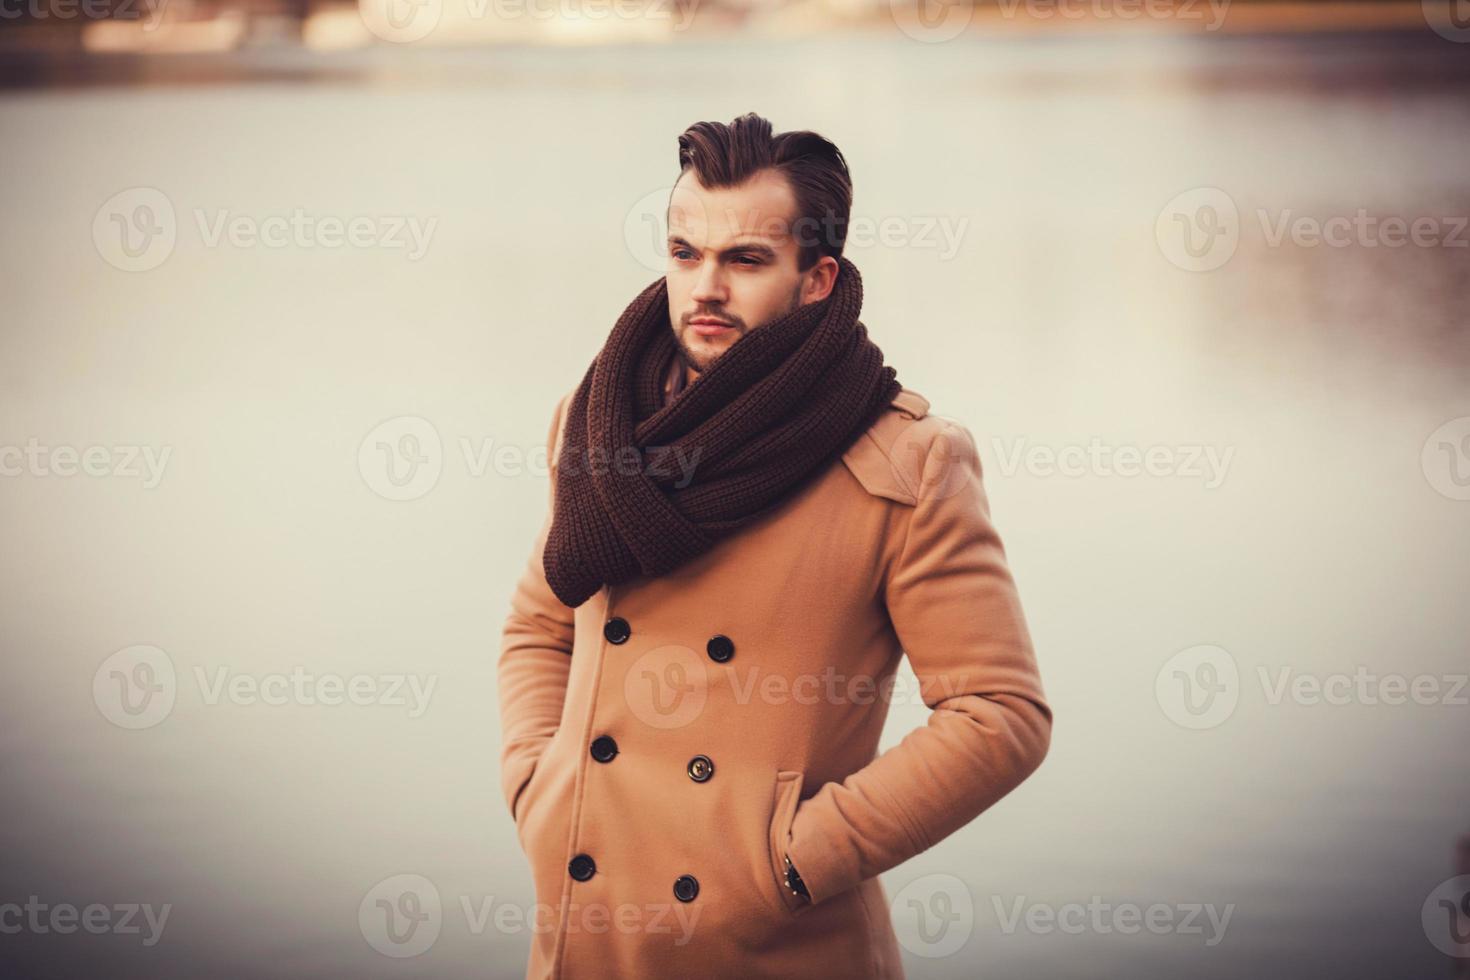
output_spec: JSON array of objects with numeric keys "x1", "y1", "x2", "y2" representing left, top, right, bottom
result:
[{"x1": 690, "y1": 261, "x2": 728, "y2": 304}]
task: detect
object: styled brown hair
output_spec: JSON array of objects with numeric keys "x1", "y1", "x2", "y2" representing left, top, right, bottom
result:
[{"x1": 675, "y1": 112, "x2": 853, "y2": 272}]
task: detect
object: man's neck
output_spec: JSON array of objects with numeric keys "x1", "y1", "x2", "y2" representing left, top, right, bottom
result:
[{"x1": 663, "y1": 353, "x2": 700, "y2": 405}]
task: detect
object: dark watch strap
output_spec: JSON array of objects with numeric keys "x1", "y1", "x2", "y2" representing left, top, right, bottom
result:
[{"x1": 783, "y1": 854, "x2": 811, "y2": 902}]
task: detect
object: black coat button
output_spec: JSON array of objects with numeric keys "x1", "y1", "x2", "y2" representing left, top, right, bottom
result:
[
  {"x1": 604, "y1": 617, "x2": 631, "y2": 644},
  {"x1": 568, "y1": 854, "x2": 596, "y2": 881},
  {"x1": 706, "y1": 634, "x2": 734, "y2": 662},
  {"x1": 673, "y1": 874, "x2": 699, "y2": 902},
  {"x1": 591, "y1": 735, "x2": 619, "y2": 763},
  {"x1": 686, "y1": 755, "x2": 713, "y2": 782}
]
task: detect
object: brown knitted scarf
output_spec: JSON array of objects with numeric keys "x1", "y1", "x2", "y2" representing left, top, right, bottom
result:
[{"x1": 543, "y1": 255, "x2": 901, "y2": 608}]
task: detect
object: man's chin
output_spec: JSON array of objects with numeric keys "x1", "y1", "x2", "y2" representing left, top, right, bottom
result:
[{"x1": 678, "y1": 334, "x2": 734, "y2": 367}]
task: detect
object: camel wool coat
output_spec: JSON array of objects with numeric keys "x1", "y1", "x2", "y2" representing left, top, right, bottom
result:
[{"x1": 497, "y1": 379, "x2": 1052, "y2": 980}]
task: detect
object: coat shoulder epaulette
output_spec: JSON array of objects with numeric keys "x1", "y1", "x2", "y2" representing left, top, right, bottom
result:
[{"x1": 840, "y1": 387, "x2": 943, "y2": 505}]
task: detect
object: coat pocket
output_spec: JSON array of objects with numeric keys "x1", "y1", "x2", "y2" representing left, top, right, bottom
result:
[
  {"x1": 512, "y1": 749, "x2": 549, "y2": 845},
  {"x1": 766, "y1": 770, "x2": 812, "y2": 917}
]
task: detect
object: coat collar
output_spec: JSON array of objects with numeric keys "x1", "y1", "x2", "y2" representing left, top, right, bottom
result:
[{"x1": 561, "y1": 381, "x2": 933, "y2": 506}]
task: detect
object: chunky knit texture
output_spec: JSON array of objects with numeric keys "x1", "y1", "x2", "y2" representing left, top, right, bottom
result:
[{"x1": 543, "y1": 255, "x2": 902, "y2": 608}]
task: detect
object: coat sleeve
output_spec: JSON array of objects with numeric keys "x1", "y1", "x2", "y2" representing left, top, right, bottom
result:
[
  {"x1": 496, "y1": 391, "x2": 575, "y2": 823},
  {"x1": 784, "y1": 417, "x2": 1053, "y2": 906}
]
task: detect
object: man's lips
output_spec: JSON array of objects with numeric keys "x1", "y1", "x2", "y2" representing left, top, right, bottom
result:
[{"x1": 689, "y1": 317, "x2": 736, "y2": 337}]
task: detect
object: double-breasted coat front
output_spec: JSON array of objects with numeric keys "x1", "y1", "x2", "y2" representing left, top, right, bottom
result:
[{"x1": 497, "y1": 378, "x2": 1052, "y2": 979}]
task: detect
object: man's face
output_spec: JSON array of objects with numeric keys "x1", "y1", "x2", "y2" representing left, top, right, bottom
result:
[{"x1": 665, "y1": 168, "x2": 837, "y2": 375}]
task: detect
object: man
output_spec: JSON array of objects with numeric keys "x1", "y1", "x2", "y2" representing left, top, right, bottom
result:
[{"x1": 497, "y1": 112, "x2": 1051, "y2": 979}]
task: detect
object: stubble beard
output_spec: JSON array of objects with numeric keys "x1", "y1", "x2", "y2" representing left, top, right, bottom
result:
[{"x1": 674, "y1": 279, "x2": 805, "y2": 375}]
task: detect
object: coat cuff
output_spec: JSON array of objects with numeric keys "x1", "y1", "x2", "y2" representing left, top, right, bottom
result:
[{"x1": 784, "y1": 800, "x2": 862, "y2": 907}]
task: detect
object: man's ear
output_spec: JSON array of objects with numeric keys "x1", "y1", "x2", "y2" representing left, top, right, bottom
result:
[{"x1": 802, "y1": 256, "x2": 840, "y2": 304}]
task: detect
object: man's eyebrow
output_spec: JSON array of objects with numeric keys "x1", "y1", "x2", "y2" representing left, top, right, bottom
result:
[{"x1": 667, "y1": 236, "x2": 778, "y2": 260}]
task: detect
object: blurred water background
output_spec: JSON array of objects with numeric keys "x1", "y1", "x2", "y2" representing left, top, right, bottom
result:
[{"x1": 2, "y1": 5, "x2": 1468, "y2": 978}]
